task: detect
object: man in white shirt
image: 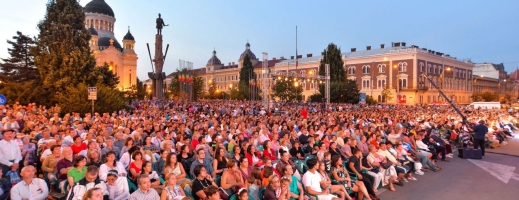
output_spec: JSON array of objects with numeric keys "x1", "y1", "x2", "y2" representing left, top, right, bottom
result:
[
  {"x1": 0, "y1": 129, "x2": 22, "y2": 177},
  {"x1": 10, "y1": 165, "x2": 48, "y2": 200},
  {"x1": 302, "y1": 158, "x2": 339, "y2": 200}
]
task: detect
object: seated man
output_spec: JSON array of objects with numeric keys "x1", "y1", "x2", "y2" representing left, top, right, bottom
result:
[
  {"x1": 67, "y1": 165, "x2": 109, "y2": 200},
  {"x1": 10, "y1": 165, "x2": 49, "y2": 200},
  {"x1": 302, "y1": 158, "x2": 340, "y2": 200},
  {"x1": 129, "y1": 174, "x2": 160, "y2": 200}
]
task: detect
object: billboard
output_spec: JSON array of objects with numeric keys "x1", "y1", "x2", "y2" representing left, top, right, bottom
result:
[{"x1": 359, "y1": 93, "x2": 366, "y2": 104}]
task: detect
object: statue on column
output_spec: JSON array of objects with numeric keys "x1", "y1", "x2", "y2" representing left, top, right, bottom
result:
[{"x1": 156, "y1": 13, "x2": 168, "y2": 35}]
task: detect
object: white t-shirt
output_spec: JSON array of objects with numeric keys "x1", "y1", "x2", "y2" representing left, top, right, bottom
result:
[{"x1": 302, "y1": 170, "x2": 323, "y2": 193}]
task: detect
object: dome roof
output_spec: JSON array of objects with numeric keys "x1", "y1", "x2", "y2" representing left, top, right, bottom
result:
[
  {"x1": 98, "y1": 37, "x2": 122, "y2": 50},
  {"x1": 239, "y1": 42, "x2": 256, "y2": 60},
  {"x1": 84, "y1": 0, "x2": 115, "y2": 17},
  {"x1": 207, "y1": 50, "x2": 222, "y2": 65},
  {"x1": 123, "y1": 29, "x2": 134, "y2": 41},
  {"x1": 88, "y1": 25, "x2": 98, "y2": 36}
]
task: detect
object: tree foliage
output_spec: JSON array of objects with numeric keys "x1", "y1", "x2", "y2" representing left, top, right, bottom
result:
[
  {"x1": 205, "y1": 81, "x2": 218, "y2": 99},
  {"x1": 55, "y1": 83, "x2": 128, "y2": 114},
  {"x1": 239, "y1": 54, "x2": 256, "y2": 84},
  {"x1": 32, "y1": 0, "x2": 98, "y2": 90},
  {"x1": 0, "y1": 31, "x2": 38, "y2": 82},
  {"x1": 166, "y1": 69, "x2": 204, "y2": 101},
  {"x1": 381, "y1": 85, "x2": 393, "y2": 103},
  {"x1": 90, "y1": 63, "x2": 119, "y2": 89},
  {"x1": 474, "y1": 92, "x2": 499, "y2": 102},
  {"x1": 319, "y1": 43, "x2": 345, "y2": 83},
  {"x1": 366, "y1": 95, "x2": 378, "y2": 105},
  {"x1": 272, "y1": 79, "x2": 302, "y2": 101},
  {"x1": 193, "y1": 76, "x2": 204, "y2": 101}
]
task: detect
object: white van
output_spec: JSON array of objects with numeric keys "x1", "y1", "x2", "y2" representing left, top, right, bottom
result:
[{"x1": 468, "y1": 102, "x2": 501, "y2": 109}]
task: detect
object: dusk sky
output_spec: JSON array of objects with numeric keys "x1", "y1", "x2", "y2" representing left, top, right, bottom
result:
[{"x1": 1, "y1": 0, "x2": 518, "y2": 80}]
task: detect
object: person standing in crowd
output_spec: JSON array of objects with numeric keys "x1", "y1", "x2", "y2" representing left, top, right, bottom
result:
[
  {"x1": 10, "y1": 165, "x2": 49, "y2": 200},
  {"x1": 0, "y1": 129, "x2": 22, "y2": 177},
  {"x1": 470, "y1": 120, "x2": 489, "y2": 157}
]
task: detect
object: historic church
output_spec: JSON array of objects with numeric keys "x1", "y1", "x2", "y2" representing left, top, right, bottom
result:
[{"x1": 83, "y1": 0, "x2": 138, "y2": 91}]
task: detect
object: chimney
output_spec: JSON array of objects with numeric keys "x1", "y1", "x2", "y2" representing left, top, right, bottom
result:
[
  {"x1": 380, "y1": 44, "x2": 385, "y2": 49},
  {"x1": 366, "y1": 46, "x2": 371, "y2": 50},
  {"x1": 228, "y1": 62, "x2": 231, "y2": 66},
  {"x1": 307, "y1": 54, "x2": 312, "y2": 58},
  {"x1": 431, "y1": 51, "x2": 435, "y2": 54},
  {"x1": 297, "y1": 55, "x2": 302, "y2": 59},
  {"x1": 446, "y1": 54, "x2": 450, "y2": 57},
  {"x1": 280, "y1": 56, "x2": 285, "y2": 60},
  {"x1": 232, "y1": 62, "x2": 235, "y2": 65},
  {"x1": 291, "y1": 56, "x2": 294, "y2": 59},
  {"x1": 394, "y1": 42, "x2": 401, "y2": 47},
  {"x1": 351, "y1": 48, "x2": 356, "y2": 52},
  {"x1": 422, "y1": 48, "x2": 427, "y2": 51},
  {"x1": 272, "y1": 57, "x2": 277, "y2": 60},
  {"x1": 401, "y1": 42, "x2": 406, "y2": 47}
]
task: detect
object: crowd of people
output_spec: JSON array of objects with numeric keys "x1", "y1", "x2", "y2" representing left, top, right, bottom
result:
[{"x1": 0, "y1": 100, "x2": 517, "y2": 200}]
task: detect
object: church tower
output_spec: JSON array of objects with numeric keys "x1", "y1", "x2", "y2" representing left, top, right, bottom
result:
[{"x1": 238, "y1": 42, "x2": 258, "y2": 69}]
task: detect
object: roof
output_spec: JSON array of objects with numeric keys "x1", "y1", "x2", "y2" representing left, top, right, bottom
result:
[
  {"x1": 98, "y1": 37, "x2": 122, "y2": 51},
  {"x1": 491, "y1": 63, "x2": 505, "y2": 71},
  {"x1": 207, "y1": 50, "x2": 222, "y2": 65},
  {"x1": 166, "y1": 68, "x2": 206, "y2": 78},
  {"x1": 88, "y1": 25, "x2": 98, "y2": 36},
  {"x1": 253, "y1": 59, "x2": 284, "y2": 68},
  {"x1": 84, "y1": 0, "x2": 115, "y2": 17},
  {"x1": 123, "y1": 29, "x2": 134, "y2": 41},
  {"x1": 509, "y1": 69, "x2": 519, "y2": 81},
  {"x1": 239, "y1": 42, "x2": 257, "y2": 60}
]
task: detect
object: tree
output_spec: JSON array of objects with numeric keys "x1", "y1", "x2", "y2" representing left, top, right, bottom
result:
[
  {"x1": 239, "y1": 54, "x2": 256, "y2": 84},
  {"x1": 55, "y1": 83, "x2": 128, "y2": 114},
  {"x1": 167, "y1": 72, "x2": 180, "y2": 100},
  {"x1": 90, "y1": 63, "x2": 119, "y2": 89},
  {"x1": 32, "y1": 0, "x2": 98, "y2": 91},
  {"x1": 366, "y1": 96, "x2": 378, "y2": 105},
  {"x1": 0, "y1": 31, "x2": 38, "y2": 82},
  {"x1": 205, "y1": 81, "x2": 218, "y2": 99},
  {"x1": 381, "y1": 85, "x2": 393, "y2": 103},
  {"x1": 193, "y1": 76, "x2": 204, "y2": 101},
  {"x1": 272, "y1": 79, "x2": 302, "y2": 101},
  {"x1": 479, "y1": 92, "x2": 499, "y2": 102},
  {"x1": 319, "y1": 43, "x2": 345, "y2": 83}
]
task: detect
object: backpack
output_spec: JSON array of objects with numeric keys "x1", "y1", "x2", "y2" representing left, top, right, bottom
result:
[{"x1": 6, "y1": 171, "x2": 21, "y2": 186}]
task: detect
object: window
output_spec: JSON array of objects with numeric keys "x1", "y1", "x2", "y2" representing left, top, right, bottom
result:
[
  {"x1": 362, "y1": 80, "x2": 371, "y2": 90},
  {"x1": 398, "y1": 62, "x2": 407, "y2": 72},
  {"x1": 419, "y1": 62, "x2": 424, "y2": 72},
  {"x1": 348, "y1": 66, "x2": 355, "y2": 75},
  {"x1": 433, "y1": 65, "x2": 437, "y2": 74},
  {"x1": 347, "y1": 77, "x2": 357, "y2": 81},
  {"x1": 362, "y1": 65, "x2": 371, "y2": 74},
  {"x1": 399, "y1": 78, "x2": 407, "y2": 89},
  {"x1": 377, "y1": 79, "x2": 386, "y2": 88},
  {"x1": 378, "y1": 64, "x2": 386, "y2": 73},
  {"x1": 301, "y1": 82, "x2": 306, "y2": 91},
  {"x1": 428, "y1": 64, "x2": 432, "y2": 73}
]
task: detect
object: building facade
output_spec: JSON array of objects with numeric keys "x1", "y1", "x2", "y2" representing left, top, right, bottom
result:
[{"x1": 84, "y1": 0, "x2": 138, "y2": 91}]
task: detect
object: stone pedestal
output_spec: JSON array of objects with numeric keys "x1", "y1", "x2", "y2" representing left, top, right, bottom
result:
[{"x1": 150, "y1": 34, "x2": 165, "y2": 100}]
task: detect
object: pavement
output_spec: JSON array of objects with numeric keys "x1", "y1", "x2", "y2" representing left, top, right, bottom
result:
[{"x1": 377, "y1": 146, "x2": 519, "y2": 200}]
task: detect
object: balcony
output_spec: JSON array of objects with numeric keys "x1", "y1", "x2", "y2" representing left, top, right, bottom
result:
[{"x1": 417, "y1": 86, "x2": 429, "y2": 91}]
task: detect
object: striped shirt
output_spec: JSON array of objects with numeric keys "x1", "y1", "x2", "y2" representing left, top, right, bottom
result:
[{"x1": 129, "y1": 188, "x2": 160, "y2": 200}]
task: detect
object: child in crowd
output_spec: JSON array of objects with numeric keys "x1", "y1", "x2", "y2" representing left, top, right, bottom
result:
[
  {"x1": 262, "y1": 166, "x2": 274, "y2": 187},
  {"x1": 323, "y1": 152, "x2": 332, "y2": 174},
  {"x1": 246, "y1": 176, "x2": 260, "y2": 200}
]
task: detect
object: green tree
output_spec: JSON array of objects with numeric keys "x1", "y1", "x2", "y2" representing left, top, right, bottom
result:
[
  {"x1": 91, "y1": 63, "x2": 119, "y2": 89},
  {"x1": 167, "y1": 72, "x2": 180, "y2": 100},
  {"x1": 55, "y1": 83, "x2": 128, "y2": 114},
  {"x1": 193, "y1": 76, "x2": 204, "y2": 101},
  {"x1": 381, "y1": 85, "x2": 393, "y2": 103},
  {"x1": 366, "y1": 96, "x2": 378, "y2": 105},
  {"x1": 205, "y1": 81, "x2": 218, "y2": 99},
  {"x1": 239, "y1": 55, "x2": 256, "y2": 84},
  {"x1": 32, "y1": 0, "x2": 98, "y2": 91},
  {"x1": 272, "y1": 79, "x2": 302, "y2": 101},
  {"x1": 319, "y1": 43, "x2": 345, "y2": 83},
  {"x1": 480, "y1": 92, "x2": 499, "y2": 102},
  {"x1": 0, "y1": 31, "x2": 38, "y2": 82}
]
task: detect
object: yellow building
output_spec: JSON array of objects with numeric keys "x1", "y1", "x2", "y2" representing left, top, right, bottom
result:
[{"x1": 84, "y1": 0, "x2": 138, "y2": 91}]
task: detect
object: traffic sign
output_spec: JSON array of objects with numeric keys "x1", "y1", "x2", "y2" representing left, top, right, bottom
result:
[
  {"x1": 88, "y1": 87, "x2": 97, "y2": 100},
  {"x1": 0, "y1": 94, "x2": 6, "y2": 105}
]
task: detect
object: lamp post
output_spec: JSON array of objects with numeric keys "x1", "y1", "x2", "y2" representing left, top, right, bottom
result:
[{"x1": 393, "y1": 64, "x2": 402, "y2": 103}]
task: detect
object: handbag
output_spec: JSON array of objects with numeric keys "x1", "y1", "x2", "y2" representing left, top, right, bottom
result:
[
  {"x1": 370, "y1": 166, "x2": 380, "y2": 174},
  {"x1": 381, "y1": 158, "x2": 393, "y2": 169},
  {"x1": 218, "y1": 187, "x2": 231, "y2": 200}
]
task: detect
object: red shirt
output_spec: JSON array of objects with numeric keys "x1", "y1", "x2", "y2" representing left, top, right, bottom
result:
[
  {"x1": 301, "y1": 109, "x2": 308, "y2": 119},
  {"x1": 191, "y1": 139, "x2": 199, "y2": 151},
  {"x1": 71, "y1": 143, "x2": 87, "y2": 155},
  {"x1": 129, "y1": 160, "x2": 145, "y2": 179},
  {"x1": 263, "y1": 149, "x2": 277, "y2": 161}
]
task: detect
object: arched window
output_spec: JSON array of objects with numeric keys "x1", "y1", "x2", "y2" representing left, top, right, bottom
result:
[
  {"x1": 419, "y1": 62, "x2": 424, "y2": 72},
  {"x1": 378, "y1": 64, "x2": 386, "y2": 73},
  {"x1": 348, "y1": 66, "x2": 355, "y2": 75},
  {"x1": 362, "y1": 65, "x2": 371, "y2": 74},
  {"x1": 398, "y1": 62, "x2": 407, "y2": 72}
]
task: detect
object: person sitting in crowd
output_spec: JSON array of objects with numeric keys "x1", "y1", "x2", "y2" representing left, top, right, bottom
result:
[
  {"x1": 106, "y1": 170, "x2": 130, "y2": 200},
  {"x1": 68, "y1": 155, "x2": 88, "y2": 187},
  {"x1": 317, "y1": 161, "x2": 349, "y2": 200},
  {"x1": 10, "y1": 165, "x2": 49, "y2": 200},
  {"x1": 129, "y1": 174, "x2": 160, "y2": 200},
  {"x1": 302, "y1": 158, "x2": 341, "y2": 200},
  {"x1": 190, "y1": 149, "x2": 214, "y2": 179},
  {"x1": 245, "y1": 145, "x2": 263, "y2": 167},
  {"x1": 213, "y1": 147, "x2": 228, "y2": 177},
  {"x1": 67, "y1": 165, "x2": 108, "y2": 200},
  {"x1": 192, "y1": 165, "x2": 218, "y2": 200},
  {"x1": 221, "y1": 160, "x2": 244, "y2": 198},
  {"x1": 161, "y1": 173, "x2": 186, "y2": 200}
]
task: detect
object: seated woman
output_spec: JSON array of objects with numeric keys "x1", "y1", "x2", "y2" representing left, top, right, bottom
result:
[
  {"x1": 106, "y1": 170, "x2": 130, "y2": 200},
  {"x1": 394, "y1": 143, "x2": 418, "y2": 181},
  {"x1": 366, "y1": 145, "x2": 397, "y2": 192},
  {"x1": 86, "y1": 149, "x2": 103, "y2": 168},
  {"x1": 330, "y1": 155, "x2": 370, "y2": 200},
  {"x1": 192, "y1": 165, "x2": 218, "y2": 200},
  {"x1": 120, "y1": 137, "x2": 134, "y2": 155},
  {"x1": 67, "y1": 155, "x2": 87, "y2": 187},
  {"x1": 142, "y1": 161, "x2": 163, "y2": 194},
  {"x1": 42, "y1": 144, "x2": 61, "y2": 189},
  {"x1": 317, "y1": 161, "x2": 349, "y2": 200},
  {"x1": 161, "y1": 173, "x2": 187, "y2": 200},
  {"x1": 263, "y1": 174, "x2": 290, "y2": 200},
  {"x1": 164, "y1": 153, "x2": 191, "y2": 188},
  {"x1": 121, "y1": 146, "x2": 151, "y2": 169},
  {"x1": 221, "y1": 160, "x2": 244, "y2": 198},
  {"x1": 129, "y1": 151, "x2": 145, "y2": 181},
  {"x1": 213, "y1": 147, "x2": 228, "y2": 177},
  {"x1": 289, "y1": 141, "x2": 305, "y2": 161},
  {"x1": 263, "y1": 140, "x2": 277, "y2": 160},
  {"x1": 231, "y1": 145, "x2": 243, "y2": 162},
  {"x1": 238, "y1": 157, "x2": 253, "y2": 181},
  {"x1": 100, "y1": 151, "x2": 127, "y2": 179},
  {"x1": 280, "y1": 165, "x2": 306, "y2": 200},
  {"x1": 245, "y1": 145, "x2": 263, "y2": 167}
]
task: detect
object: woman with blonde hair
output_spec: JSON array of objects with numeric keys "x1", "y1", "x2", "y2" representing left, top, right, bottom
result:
[
  {"x1": 161, "y1": 173, "x2": 186, "y2": 200},
  {"x1": 81, "y1": 187, "x2": 103, "y2": 200}
]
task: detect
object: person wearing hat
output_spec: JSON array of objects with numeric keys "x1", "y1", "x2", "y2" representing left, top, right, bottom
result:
[
  {"x1": 469, "y1": 120, "x2": 488, "y2": 157},
  {"x1": 0, "y1": 129, "x2": 22, "y2": 177}
]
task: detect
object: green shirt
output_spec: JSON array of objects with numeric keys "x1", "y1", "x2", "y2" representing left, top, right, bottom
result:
[{"x1": 67, "y1": 166, "x2": 86, "y2": 183}]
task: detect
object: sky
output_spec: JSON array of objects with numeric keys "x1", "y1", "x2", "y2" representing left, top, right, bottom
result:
[{"x1": 1, "y1": 0, "x2": 518, "y2": 80}]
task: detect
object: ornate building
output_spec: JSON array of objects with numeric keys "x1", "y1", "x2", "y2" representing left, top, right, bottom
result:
[{"x1": 83, "y1": 0, "x2": 137, "y2": 91}]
